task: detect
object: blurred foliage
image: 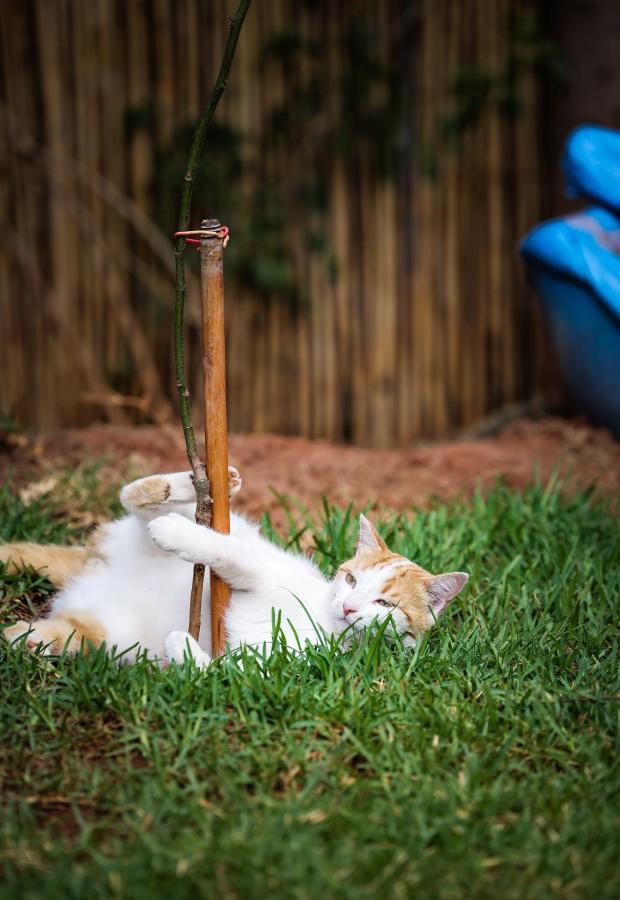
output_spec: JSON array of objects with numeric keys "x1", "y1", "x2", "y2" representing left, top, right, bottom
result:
[
  {"x1": 440, "y1": 7, "x2": 566, "y2": 147},
  {"x1": 125, "y1": 2, "x2": 563, "y2": 305}
]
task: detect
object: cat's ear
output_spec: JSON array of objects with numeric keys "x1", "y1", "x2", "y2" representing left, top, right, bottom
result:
[
  {"x1": 357, "y1": 514, "x2": 389, "y2": 554},
  {"x1": 424, "y1": 572, "x2": 469, "y2": 617}
]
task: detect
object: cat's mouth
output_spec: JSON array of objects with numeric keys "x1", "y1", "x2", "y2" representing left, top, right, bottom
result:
[
  {"x1": 333, "y1": 609, "x2": 359, "y2": 624},
  {"x1": 342, "y1": 614, "x2": 363, "y2": 627}
]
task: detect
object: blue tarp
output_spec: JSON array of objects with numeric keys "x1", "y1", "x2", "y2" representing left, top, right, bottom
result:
[
  {"x1": 521, "y1": 206, "x2": 620, "y2": 325},
  {"x1": 520, "y1": 126, "x2": 620, "y2": 437},
  {"x1": 563, "y1": 125, "x2": 620, "y2": 212}
]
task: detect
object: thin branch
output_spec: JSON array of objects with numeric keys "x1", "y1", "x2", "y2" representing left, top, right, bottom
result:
[{"x1": 174, "y1": 0, "x2": 252, "y2": 641}]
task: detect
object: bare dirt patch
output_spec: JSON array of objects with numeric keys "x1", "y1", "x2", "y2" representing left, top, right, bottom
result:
[{"x1": 2, "y1": 417, "x2": 618, "y2": 527}]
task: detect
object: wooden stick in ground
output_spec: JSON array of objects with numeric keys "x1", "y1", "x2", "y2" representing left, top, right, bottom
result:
[{"x1": 200, "y1": 219, "x2": 230, "y2": 657}]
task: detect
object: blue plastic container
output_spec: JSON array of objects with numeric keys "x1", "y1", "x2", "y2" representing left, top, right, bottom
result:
[{"x1": 520, "y1": 207, "x2": 620, "y2": 437}]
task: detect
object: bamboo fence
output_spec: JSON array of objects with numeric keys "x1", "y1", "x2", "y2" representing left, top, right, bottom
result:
[{"x1": 0, "y1": 0, "x2": 545, "y2": 447}]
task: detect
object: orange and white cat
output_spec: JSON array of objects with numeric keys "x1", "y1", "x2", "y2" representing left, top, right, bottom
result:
[{"x1": 2, "y1": 469, "x2": 468, "y2": 667}]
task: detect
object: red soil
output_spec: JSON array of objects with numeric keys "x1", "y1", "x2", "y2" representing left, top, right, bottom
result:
[{"x1": 2, "y1": 418, "x2": 618, "y2": 526}]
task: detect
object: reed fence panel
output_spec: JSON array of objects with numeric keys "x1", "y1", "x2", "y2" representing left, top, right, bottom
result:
[{"x1": 0, "y1": 0, "x2": 545, "y2": 446}]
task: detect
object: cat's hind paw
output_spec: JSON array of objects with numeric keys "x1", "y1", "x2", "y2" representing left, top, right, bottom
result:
[
  {"x1": 3, "y1": 619, "x2": 36, "y2": 649},
  {"x1": 164, "y1": 630, "x2": 211, "y2": 668},
  {"x1": 3, "y1": 620, "x2": 57, "y2": 654},
  {"x1": 121, "y1": 475, "x2": 173, "y2": 510}
]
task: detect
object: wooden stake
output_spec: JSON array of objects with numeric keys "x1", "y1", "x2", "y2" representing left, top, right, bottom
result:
[
  {"x1": 171, "y1": 0, "x2": 251, "y2": 650},
  {"x1": 200, "y1": 218, "x2": 230, "y2": 657}
]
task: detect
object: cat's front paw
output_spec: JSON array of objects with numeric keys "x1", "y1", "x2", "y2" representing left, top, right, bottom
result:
[
  {"x1": 228, "y1": 466, "x2": 242, "y2": 497},
  {"x1": 148, "y1": 513, "x2": 196, "y2": 556}
]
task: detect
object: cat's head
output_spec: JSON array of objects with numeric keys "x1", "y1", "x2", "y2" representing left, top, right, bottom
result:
[{"x1": 330, "y1": 515, "x2": 468, "y2": 644}]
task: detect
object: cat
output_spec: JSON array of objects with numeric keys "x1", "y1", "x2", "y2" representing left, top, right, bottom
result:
[{"x1": 1, "y1": 469, "x2": 468, "y2": 667}]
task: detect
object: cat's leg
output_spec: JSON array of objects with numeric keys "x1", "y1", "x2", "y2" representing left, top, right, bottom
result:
[
  {"x1": 148, "y1": 513, "x2": 262, "y2": 591},
  {"x1": 164, "y1": 630, "x2": 211, "y2": 668},
  {"x1": 0, "y1": 542, "x2": 93, "y2": 587},
  {"x1": 120, "y1": 467, "x2": 242, "y2": 517},
  {"x1": 3, "y1": 613, "x2": 105, "y2": 655}
]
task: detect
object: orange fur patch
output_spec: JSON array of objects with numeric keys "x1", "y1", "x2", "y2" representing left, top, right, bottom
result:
[
  {"x1": 339, "y1": 551, "x2": 434, "y2": 637},
  {"x1": 355, "y1": 549, "x2": 402, "y2": 570},
  {"x1": 4, "y1": 613, "x2": 106, "y2": 654},
  {"x1": 382, "y1": 566, "x2": 433, "y2": 636},
  {"x1": 124, "y1": 476, "x2": 171, "y2": 507},
  {"x1": 0, "y1": 542, "x2": 95, "y2": 587}
]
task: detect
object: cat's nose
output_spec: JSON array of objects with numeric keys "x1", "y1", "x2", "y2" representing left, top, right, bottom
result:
[{"x1": 343, "y1": 605, "x2": 355, "y2": 617}]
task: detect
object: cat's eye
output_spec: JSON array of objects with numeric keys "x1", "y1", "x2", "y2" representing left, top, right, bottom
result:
[
  {"x1": 345, "y1": 571, "x2": 356, "y2": 587},
  {"x1": 375, "y1": 598, "x2": 394, "y2": 608}
]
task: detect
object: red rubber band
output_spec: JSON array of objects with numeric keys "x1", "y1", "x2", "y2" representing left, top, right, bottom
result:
[{"x1": 174, "y1": 227, "x2": 229, "y2": 250}]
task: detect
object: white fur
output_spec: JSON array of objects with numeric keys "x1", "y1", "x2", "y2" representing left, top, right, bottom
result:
[
  {"x1": 19, "y1": 472, "x2": 464, "y2": 668},
  {"x1": 329, "y1": 559, "x2": 412, "y2": 637},
  {"x1": 148, "y1": 511, "x2": 335, "y2": 664},
  {"x1": 35, "y1": 471, "x2": 340, "y2": 665}
]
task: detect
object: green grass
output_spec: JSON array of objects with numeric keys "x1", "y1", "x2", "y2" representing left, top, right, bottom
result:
[{"x1": 1, "y1": 477, "x2": 619, "y2": 899}]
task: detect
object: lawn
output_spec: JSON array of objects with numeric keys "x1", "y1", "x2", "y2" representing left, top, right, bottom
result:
[{"x1": 0, "y1": 471, "x2": 619, "y2": 899}]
